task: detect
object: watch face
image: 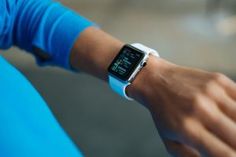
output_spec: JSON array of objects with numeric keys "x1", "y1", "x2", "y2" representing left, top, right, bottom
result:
[{"x1": 108, "y1": 45, "x2": 145, "y2": 81}]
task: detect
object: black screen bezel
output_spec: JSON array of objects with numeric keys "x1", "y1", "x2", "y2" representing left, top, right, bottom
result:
[{"x1": 108, "y1": 44, "x2": 145, "y2": 81}]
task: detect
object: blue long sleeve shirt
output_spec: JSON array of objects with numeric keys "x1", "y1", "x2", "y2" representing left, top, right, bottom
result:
[{"x1": 0, "y1": 0, "x2": 94, "y2": 156}]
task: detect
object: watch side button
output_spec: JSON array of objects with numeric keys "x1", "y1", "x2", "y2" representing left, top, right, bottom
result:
[{"x1": 141, "y1": 61, "x2": 147, "y2": 67}]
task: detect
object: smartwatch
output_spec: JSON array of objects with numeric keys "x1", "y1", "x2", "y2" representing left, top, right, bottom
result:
[{"x1": 108, "y1": 43, "x2": 159, "y2": 100}]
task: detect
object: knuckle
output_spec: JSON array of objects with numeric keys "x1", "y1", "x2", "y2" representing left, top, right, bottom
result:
[
  {"x1": 192, "y1": 93, "x2": 204, "y2": 103},
  {"x1": 181, "y1": 119, "x2": 191, "y2": 134},
  {"x1": 185, "y1": 129, "x2": 200, "y2": 147},
  {"x1": 200, "y1": 82, "x2": 215, "y2": 96},
  {"x1": 190, "y1": 94, "x2": 207, "y2": 115},
  {"x1": 223, "y1": 151, "x2": 235, "y2": 157},
  {"x1": 229, "y1": 153, "x2": 236, "y2": 157},
  {"x1": 192, "y1": 94, "x2": 219, "y2": 122},
  {"x1": 192, "y1": 93, "x2": 205, "y2": 107},
  {"x1": 206, "y1": 107, "x2": 219, "y2": 124},
  {"x1": 181, "y1": 119, "x2": 200, "y2": 144},
  {"x1": 201, "y1": 77, "x2": 219, "y2": 95},
  {"x1": 212, "y1": 72, "x2": 227, "y2": 83},
  {"x1": 191, "y1": 93, "x2": 220, "y2": 126}
]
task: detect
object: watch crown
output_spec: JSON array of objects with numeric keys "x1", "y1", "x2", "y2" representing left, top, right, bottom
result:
[{"x1": 141, "y1": 61, "x2": 147, "y2": 67}]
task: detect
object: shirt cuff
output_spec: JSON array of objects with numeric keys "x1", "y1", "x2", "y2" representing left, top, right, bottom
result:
[{"x1": 32, "y1": 2, "x2": 96, "y2": 70}]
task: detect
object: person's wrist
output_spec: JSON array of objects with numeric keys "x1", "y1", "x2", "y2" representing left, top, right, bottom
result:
[{"x1": 126, "y1": 56, "x2": 175, "y2": 106}]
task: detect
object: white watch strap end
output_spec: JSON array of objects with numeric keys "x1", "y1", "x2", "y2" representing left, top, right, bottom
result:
[{"x1": 132, "y1": 43, "x2": 159, "y2": 57}]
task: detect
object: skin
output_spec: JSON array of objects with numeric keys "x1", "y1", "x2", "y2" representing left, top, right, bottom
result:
[{"x1": 71, "y1": 27, "x2": 236, "y2": 157}]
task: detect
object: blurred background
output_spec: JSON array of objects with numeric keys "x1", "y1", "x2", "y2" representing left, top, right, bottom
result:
[{"x1": 2, "y1": 0, "x2": 236, "y2": 156}]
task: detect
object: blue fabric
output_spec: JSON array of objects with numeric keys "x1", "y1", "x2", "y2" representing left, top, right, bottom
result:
[
  {"x1": 0, "y1": 0, "x2": 95, "y2": 156},
  {"x1": 0, "y1": 56, "x2": 83, "y2": 157},
  {"x1": 1, "y1": 0, "x2": 94, "y2": 69}
]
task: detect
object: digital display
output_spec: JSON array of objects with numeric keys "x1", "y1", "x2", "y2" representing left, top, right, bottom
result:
[{"x1": 108, "y1": 45, "x2": 145, "y2": 81}]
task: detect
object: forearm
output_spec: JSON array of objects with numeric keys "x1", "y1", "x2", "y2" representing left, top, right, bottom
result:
[{"x1": 70, "y1": 27, "x2": 124, "y2": 81}]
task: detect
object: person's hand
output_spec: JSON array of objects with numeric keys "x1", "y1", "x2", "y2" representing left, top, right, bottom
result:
[{"x1": 128, "y1": 56, "x2": 236, "y2": 157}]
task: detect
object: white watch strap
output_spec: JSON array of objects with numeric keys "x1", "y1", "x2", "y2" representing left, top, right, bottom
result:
[
  {"x1": 132, "y1": 43, "x2": 160, "y2": 57},
  {"x1": 109, "y1": 43, "x2": 159, "y2": 100}
]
